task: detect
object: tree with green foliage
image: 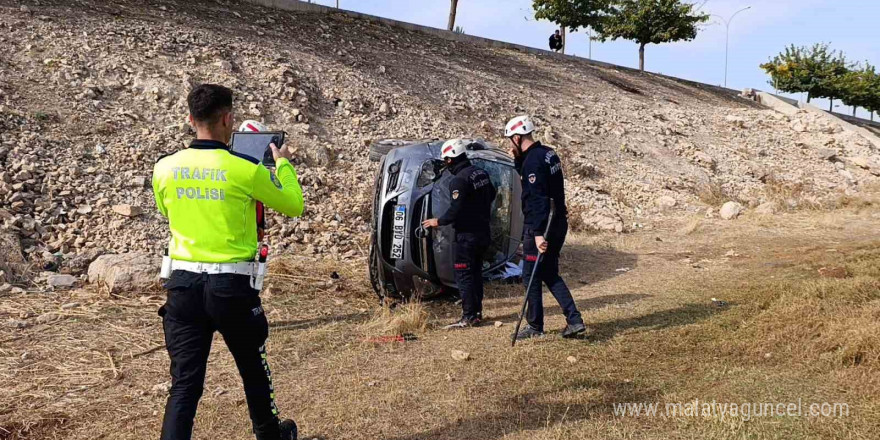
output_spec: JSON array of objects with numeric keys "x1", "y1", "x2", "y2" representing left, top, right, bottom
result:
[
  {"x1": 596, "y1": 0, "x2": 709, "y2": 71},
  {"x1": 835, "y1": 64, "x2": 877, "y2": 116},
  {"x1": 534, "y1": 0, "x2": 708, "y2": 71},
  {"x1": 533, "y1": 0, "x2": 611, "y2": 33},
  {"x1": 760, "y1": 43, "x2": 850, "y2": 105}
]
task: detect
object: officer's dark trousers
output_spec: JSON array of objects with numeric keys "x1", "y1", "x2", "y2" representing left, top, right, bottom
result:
[
  {"x1": 159, "y1": 271, "x2": 281, "y2": 440},
  {"x1": 522, "y1": 220, "x2": 583, "y2": 331},
  {"x1": 454, "y1": 232, "x2": 490, "y2": 320}
]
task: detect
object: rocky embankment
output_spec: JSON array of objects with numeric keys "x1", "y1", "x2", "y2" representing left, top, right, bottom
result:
[{"x1": 1, "y1": 0, "x2": 878, "y2": 290}]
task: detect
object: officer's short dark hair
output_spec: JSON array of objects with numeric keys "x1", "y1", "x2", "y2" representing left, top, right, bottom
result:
[{"x1": 187, "y1": 84, "x2": 233, "y2": 125}]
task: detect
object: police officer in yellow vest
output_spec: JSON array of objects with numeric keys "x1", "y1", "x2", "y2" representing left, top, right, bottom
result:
[{"x1": 152, "y1": 84, "x2": 303, "y2": 440}]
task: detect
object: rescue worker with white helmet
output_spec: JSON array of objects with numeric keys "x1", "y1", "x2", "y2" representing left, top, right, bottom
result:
[
  {"x1": 505, "y1": 116, "x2": 586, "y2": 341},
  {"x1": 152, "y1": 85, "x2": 302, "y2": 440},
  {"x1": 422, "y1": 139, "x2": 497, "y2": 328}
]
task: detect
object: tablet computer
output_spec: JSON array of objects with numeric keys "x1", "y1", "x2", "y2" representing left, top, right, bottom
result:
[{"x1": 230, "y1": 131, "x2": 285, "y2": 168}]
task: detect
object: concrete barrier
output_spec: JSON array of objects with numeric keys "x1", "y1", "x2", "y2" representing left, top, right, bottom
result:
[{"x1": 755, "y1": 92, "x2": 799, "y2": 117}]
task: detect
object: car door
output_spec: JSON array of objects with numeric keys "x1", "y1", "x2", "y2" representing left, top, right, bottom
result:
[{"x1": 430, "y1": 168, "x2": 457, "y2": 287}]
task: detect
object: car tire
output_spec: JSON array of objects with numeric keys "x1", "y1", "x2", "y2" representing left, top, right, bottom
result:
[{"x1": 369, "y1": 139, "x2": 413, "y2": 162}]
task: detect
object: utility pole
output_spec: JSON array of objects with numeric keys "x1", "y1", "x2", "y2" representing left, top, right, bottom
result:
[{"x1": 712, "y1": 6, "x2": 751, "y2": 88}]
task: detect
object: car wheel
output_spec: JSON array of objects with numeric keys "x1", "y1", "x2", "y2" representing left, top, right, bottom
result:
[{"x1": 369, "y1": 139, "x2": 413, "y2": 162}]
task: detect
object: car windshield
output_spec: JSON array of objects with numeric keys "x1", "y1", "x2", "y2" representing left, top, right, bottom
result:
[{"x1": 472, "y1": 159, "x2": 516, "y2": 269}]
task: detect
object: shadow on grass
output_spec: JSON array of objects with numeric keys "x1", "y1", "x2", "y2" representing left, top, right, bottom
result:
[
  {"x1": 269, "y1": 311, "x2": 372, "y2": 332},
  {"x1": 381, "y1": 378, "x2": 660, "y2": 440},
  {"x1": 484, "y1": 243, "x2": 640, "y2": 301},
  {"x1": 585, "y1": 303, "x2": 720, "y2": 343},
  {"x1": 488, "y1": 293, "x2": 652, "y2": 321}
]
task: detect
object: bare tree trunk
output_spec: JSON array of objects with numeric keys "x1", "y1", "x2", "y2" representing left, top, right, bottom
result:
[
  {"x1": 638, "y1": 43, "x2": 645, "y2": 71},
  {"x1": 447, "y1": 0, "x2": 459, "y2": 31},
  {"x1": 853, "y1": 106, "x2": 857, "y2": 117},
  {"x1": 829, "y1": 98, "x2": 833, "y2": 112},
  {"x1": 560, "y1": 26, "x2": 566, "y2": 54}
]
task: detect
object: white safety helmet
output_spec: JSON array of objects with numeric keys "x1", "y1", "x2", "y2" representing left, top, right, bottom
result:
[
  {"x1": 238, "y1": 120, "x2": 269, "y2": 132},
  {"x1": 441, "y1": 139, "x2": 468, "y2": 160},
  {"x1": 504, "y1": 115, "x2": 535, "y2": 137}
]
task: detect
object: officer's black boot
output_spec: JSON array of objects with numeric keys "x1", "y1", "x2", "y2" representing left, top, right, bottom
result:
[
  {"x1": 280, "y1": 419, "x2": 298, "y2": 440},
  {"x1": 443, "y1": 315, "x2": 481, "y2": 329},
  {"x1": 562, "y1": 322, "x2": 586, "y2": 339},
  {"x1": 513, "y1": 325, "x2": 544, "y2": 341}
]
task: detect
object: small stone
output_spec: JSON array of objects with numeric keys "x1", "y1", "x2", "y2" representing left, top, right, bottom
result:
[
  {"x1": 817, "y1": 148, "x2": 837, "y2": 161},
  {"x1": 35, "y1": 313, "x2": 56, "y2": 324},
  {"x1": 451, "y1": 350, "x2": 470, "y2": 361},
  {"x1": 112, "y1": 204, "x2": 142, "y2": 217},
  {"x1": 849, "y1": 156, "x2": 871, "y2": 170},
  {"x1": 47, "y1": 274, "x2": 77, "y2": 288},
  {"x1": 725, "y1": 115, "x2": 746, "y2": 128},
  {"x1": 719, "y1": 201, "x2": 743, "y2": 220},
  {"x1": 754, "y1": 202, "x2": 778, "y2": 215},
  {"x1": 566, "y1": 356, "x2": 578, "y2": 364},
  {"x1": 152, "y1": 381, "x2": 172, "y2": 395},
  {"x1": 129, "y1": 176, "x2": 147, "y2": 188},
  {"x1": 655, "y1": 196, "x2": 676, "y2": 210},
  {"x1": 215, "y1": 60, "x2": 233, "y2": 71},
  {"x1": 494, "y1": 321, "x2": 503, "y2": 328}
]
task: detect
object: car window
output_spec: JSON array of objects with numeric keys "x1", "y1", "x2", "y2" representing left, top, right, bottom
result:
[{"x1": 417, "y1": 159, "x2": 444, "y2": 187}]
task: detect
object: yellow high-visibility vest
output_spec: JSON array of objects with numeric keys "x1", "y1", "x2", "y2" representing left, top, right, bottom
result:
[{"x1": 152, "y1": 139, "x2": 304, "y2": 263}]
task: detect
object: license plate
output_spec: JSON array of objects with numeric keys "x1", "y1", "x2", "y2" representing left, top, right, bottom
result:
[{"x1": 390, "y1": 205, "x2": 406, "y2": 260}]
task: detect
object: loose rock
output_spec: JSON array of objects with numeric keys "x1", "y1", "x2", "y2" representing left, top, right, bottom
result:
[{"x1": 719, "y1": 201, "x2": 744, "y2": 220}]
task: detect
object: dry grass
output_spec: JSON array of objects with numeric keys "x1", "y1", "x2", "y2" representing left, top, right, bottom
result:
[
  {"x1": 696, "y1": 180, "x2": 741, "y2": 207},
  {"x1": 763, "y1": 176, "x2": 823, "y2": 211},
  {"x1": 3, "y1": 206, "x2": 880, "y2": 439},
  {"x1": 361, "y1": 301, "x2": 429, "y2": 336},
  {"x1": 676, "y1": 217, "x2": 703, "y2": 235},
  {"x1": 728, "y1": 246, "x2": 880, "y2": 368}
]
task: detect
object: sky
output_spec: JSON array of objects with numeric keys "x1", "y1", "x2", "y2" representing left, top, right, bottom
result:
[{"x1": 307, "y1": 0, "x2": 880, "y2": 119}]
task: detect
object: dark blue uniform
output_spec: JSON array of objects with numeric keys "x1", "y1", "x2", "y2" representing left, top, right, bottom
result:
[
  {"x1": 516, "y1": 142, "x2": 583, "y2": 332},
  {"x1": 438, "y1": 159, "x2": 496, "y2": 320}
]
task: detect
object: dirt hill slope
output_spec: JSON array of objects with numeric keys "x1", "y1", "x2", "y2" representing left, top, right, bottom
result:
[{"x1": 0, "y1": 0, "x2": 878, "y2": 273}]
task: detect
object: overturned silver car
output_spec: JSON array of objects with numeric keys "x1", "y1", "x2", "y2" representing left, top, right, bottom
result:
[{"x1": 369, "y1": 139, "x2": 523, "y2": 300}]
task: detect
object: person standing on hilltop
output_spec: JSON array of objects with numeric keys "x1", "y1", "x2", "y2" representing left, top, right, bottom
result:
[
  {"x1": 152, "y1": 84, "x2": 303, "y2": 440},
  {"x1": 549, "y1": 30, "x2": 563, "y2": 52},
  {"x1": 505, "y1": 115, "x2": 586, "y2": 341}
]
